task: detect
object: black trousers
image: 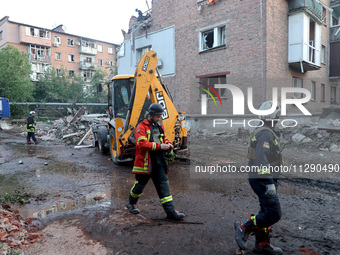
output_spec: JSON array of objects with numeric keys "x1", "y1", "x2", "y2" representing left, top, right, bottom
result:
[
  {"x1": 129, "y1": 161, "x2": 175, "y2": 213},
  {"x1": 249, "y1": 178, "x2": 282, "y2": 229},
  {"x1": 27, "y1": 132, "x2": 36, "y2": 143}
]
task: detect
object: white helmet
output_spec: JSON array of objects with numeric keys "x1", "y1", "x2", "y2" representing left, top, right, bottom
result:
[
  {"x1": 258, "y1": 101, "x2": 280, "y2": 120},
  {"x1": 30, "y1": 111, "x2": 35, "y2": 115}
]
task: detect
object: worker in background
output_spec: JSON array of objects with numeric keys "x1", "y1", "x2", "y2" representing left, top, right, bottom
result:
[
  {"x1": 235, "y1": 101, "x2": 283, "y2": 255},
  {"x1": 108, "y1": 104, "x2": 113, "y2": 119},
  {"x1": 127, "y1": 103, "x2": 185, "y2": 221},
  {"x1": 26, "y1": 111, "x2": 38, "y2": 145}
]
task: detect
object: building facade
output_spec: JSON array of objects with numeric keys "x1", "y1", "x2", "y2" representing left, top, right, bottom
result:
[
  {"x1": 0, "y1": 16, "x2": 118, "y2": 86},
  {"x1": 118, "y1": 0, "x2": 340, "y2": 119}
]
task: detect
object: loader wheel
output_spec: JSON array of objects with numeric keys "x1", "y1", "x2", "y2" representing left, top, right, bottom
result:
[
  {"x1": 98, "y1": 127, "x2": 109, "y2": 154},
  {"x1": 109, "y1": 128, "x2": 119, "y2": 164}
]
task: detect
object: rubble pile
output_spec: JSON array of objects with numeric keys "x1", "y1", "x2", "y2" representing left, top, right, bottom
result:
[
  {"x1": 0, "y1": 206, "x2": 43, "y2": 254},
  {"x1": 191, "y1": 118, "x2": 340, "y2": 153},
  {"x1": 281, "y1": 120, "x2": 340, "y2": 152},
  {"x1": 20, "y1": 107, "x2": 109, "y2": 146}
]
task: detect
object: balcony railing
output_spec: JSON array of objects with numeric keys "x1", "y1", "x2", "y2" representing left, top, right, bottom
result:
[
  {"x1": 80, "y1": 61, "x2": 97, "y2": 69},
  {"x1": 289, "y1": 0, "x2": 322, "y2": 21},
  {"x1": 79, "y1": 46, "x2": 97, "y2": 55},
  {"x1": 28, "y1": 54, "x2": 51, "y2": 63}
]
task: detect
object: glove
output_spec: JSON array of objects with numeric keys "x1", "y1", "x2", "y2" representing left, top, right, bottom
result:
[
  {"x1": 265, "y1": 184, "x2": 276, "y2": 198},
  {"x1": 165, "y1": 150, "x2": 175, "y2": 165}
]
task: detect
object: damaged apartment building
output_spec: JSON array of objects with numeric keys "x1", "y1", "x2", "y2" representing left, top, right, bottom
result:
[
  {"x1": 0, "y1": 16, "x2": 118, "y2": 92},
  {"x1": 118, "y1": 0, "x2": 340, "y2": 124}
]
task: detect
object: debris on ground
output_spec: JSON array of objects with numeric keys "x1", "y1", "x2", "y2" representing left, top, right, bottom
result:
[
  {"x1": 191, "y1": 117, "x2": 340, "y2": 153},
  {"x1": 17, "y1": 107, "x2": 109, "y2": 147},
  {"x1": 0, "y1": 206, "x2": 43, "y2": 254}
]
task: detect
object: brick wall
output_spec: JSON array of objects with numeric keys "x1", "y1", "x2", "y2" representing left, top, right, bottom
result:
[{"x1": 127, "y1": 0, "x2": 338, "y2": 116}]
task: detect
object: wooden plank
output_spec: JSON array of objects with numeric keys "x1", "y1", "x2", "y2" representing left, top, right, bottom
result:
[
  {"x1": 62, "y1": 132, "x2": 82, "y2": 139},
  {"x1": 77, "y1": 128, "x2": 93, "y2": 145}
]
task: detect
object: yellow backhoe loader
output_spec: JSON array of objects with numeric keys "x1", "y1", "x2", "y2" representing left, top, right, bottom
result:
[{"x1": 92, "y1": 50, "x2": 188, "y2": 164}]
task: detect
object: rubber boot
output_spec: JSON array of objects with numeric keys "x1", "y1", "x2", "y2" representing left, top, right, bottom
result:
[
  {"x1": 235, "y1": 216, "x2": 256, "y2": 250},
  {"x1": 166, "y1": 210, "x2": 185, "y2": 221},
  {"x1": 253, "y1": 228, "x2": 283, "y2": 255},
  {"x1": 126, "y1": 204, "x2": 140, "y2": 214}
]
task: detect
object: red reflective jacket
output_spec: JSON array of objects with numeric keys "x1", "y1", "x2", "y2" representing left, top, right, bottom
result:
[{"x1": 132, "y1": 119, "x2": 171, "y2": 175}]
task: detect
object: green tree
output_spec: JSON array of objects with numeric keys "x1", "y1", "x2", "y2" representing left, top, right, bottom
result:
[
  {"x1": 0, "y1": 45, "x2": 35, "y2": 101},
  {"x1": 35, "y1": 67, "x2": 84, "y2": 103}
]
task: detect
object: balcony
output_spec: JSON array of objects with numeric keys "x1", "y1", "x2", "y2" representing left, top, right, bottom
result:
[
  {"x1": 79, "y1": 46, "x2": 97, "y2": 55},
  {"x1": 288, "y1": 0, "x2": 322, "y2": 22},
  {"x1": 331, "y1": 25, "x2": 340, "y2": 42},
  {"x1": 28, "y1": 54, "x2": 51, "y2": 63},
  {"x1": 80, "y1": 61, "x2": 97, "y2": 70},
  {"x1": 288, "y1": 12, "x2": 321, "y2": 72}
]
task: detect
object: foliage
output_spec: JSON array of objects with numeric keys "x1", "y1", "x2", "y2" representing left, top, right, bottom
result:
[
  {"x1": 34, "y1": 67, "x2": 84, "y2": 104},
  {"x1": 0, "y1": 189, "x2": 31, "y2": 205},
  {"x1": 0, "y1": 45, "x2": 35, "y2": 102}
]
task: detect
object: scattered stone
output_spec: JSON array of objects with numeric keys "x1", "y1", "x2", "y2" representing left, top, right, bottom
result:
[
  {"x1": 329, "y1": 144, "x2": 339, "y2": 152},
  {"x1": 292, "y1": 133, "x2": 306, "y2": 142},
  {"x1": 44, "y1": 162, "x2": 48, "y2": 165},
  {"x1": 18, "y1": 160, "x2": 23, "y2": 164},
  {"x1": 301, "y1": 137, "x2": 312, "y2": 143}
]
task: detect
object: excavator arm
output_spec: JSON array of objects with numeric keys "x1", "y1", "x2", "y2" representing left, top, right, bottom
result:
[{"x1": 120, "y1": 50, "x2": 186, "y2": 148}]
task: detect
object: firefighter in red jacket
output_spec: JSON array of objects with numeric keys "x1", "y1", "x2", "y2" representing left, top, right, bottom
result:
[{"x1": 127, "y1": 103, "x2": 185, "y2": 221}]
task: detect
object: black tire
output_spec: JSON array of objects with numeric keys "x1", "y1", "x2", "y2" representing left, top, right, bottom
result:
[
  {"x1": 98, "y1": 127, "x2": 109, "y2": 154},
  {"x1": 109, "y1": 128, "x2": 119, "y2": 164}
]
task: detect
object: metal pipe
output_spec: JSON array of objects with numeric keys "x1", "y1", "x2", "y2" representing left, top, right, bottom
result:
[{"x1": 9, "y1": 102, "x2": 107, "y2": 106}]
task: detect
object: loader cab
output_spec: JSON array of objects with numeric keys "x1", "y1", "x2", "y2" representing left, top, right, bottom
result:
[{"x1": 111, "y1": 75, "x2": 134, "y2": 118}]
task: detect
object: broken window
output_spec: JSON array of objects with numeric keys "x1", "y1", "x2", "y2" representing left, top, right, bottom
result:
[
  {"x1": 81, "y1": 40, "x2": 96, "y2": 48},
  {"x1": 293, "y1": 77, "x2": 303, "y2": 99},
  {"x1": 200, "y1": 25, "x2": 226, "y2": 51},
  {"x1": 83, "y1": 71, "x2": 93, "y2": 82},
  {"x1": 39, "y1": 30, "x2": 45, "y2": 38},
  {"x1": 55, "y1": 52, "x2": 61, "y2": 60},
  {"x1": 55, "y1": 36, "x2": 61, "y2": 44},
  {"x1": 68, "y1": 39, "x2": 74, "y2": 46},
  {"x1": 30, "y1": 28, "x2": 35, "y2": 36},
  {"x1": 56, "y1": 69, "x2": 61, "y2": 76},
  {"x1": 98, "y1": 44, "x2": 103, "y2": 52},
  {"x1": 98, "y1": 59, "x2": 103, "y2": 66},
  {"x1": 69, "y1": 70, "x2": 75, "y2": 77},
  {"x1": 136, "y1": 46, "x2": 152, "y2": 62},
  {"x1": 68, "y1": 54, "x2": 75, "y2": 62},
  {"x1": 202, "y1": 30, "x2": 214, "y2": 50}
]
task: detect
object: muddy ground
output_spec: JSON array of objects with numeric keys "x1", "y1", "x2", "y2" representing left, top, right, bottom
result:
[{"x1": 0, "y1": 127, "x2": 339, "y2": 255}]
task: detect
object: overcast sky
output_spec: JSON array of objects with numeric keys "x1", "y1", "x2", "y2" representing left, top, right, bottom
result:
[{"x1": 0, "y1": 0, "x2": 151, "y2": 44}]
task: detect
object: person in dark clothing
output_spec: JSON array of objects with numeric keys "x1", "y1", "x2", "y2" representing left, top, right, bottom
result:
[
  {"x1": 127, "y1": 103, "x2": 185, "y2": 221},
  {"x1": 235, "y1": 101, "x2": 283, "y2": 255},
  {"x1": 26, "y1": 111, "x2": 38, "y2": 145}
]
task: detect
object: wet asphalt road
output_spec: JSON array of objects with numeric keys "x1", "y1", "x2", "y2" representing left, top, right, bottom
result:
[{"x1": 0, "y1": 129, "x2": 339, "y2": 255}]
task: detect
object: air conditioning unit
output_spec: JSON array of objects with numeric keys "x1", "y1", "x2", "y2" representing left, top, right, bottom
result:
[
  {"x1": 75, "y1": 42, "x2": 80, "y2": 46},
  {"x1": 53, "y1": 43, "x2": 59, "y2": 47},
  {"x1": 106, "y1": 61, "x2": 111, "y2": 65},
  {"x1": 157, "y1": 59, "x2": 163, "y2": 68}
]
